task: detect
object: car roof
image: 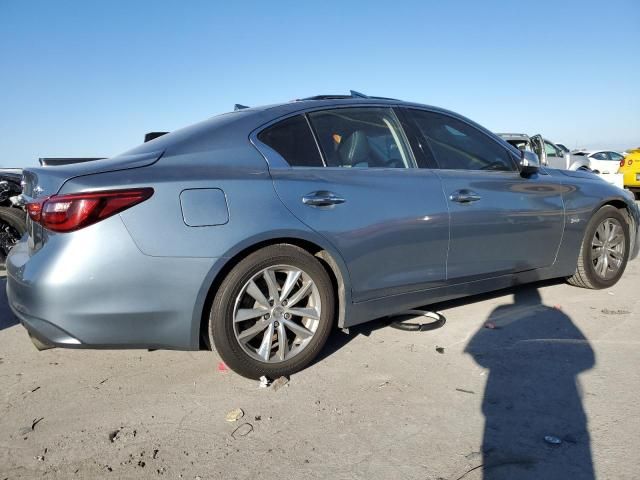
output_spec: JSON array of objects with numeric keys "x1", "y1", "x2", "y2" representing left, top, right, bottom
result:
[{"x1": 121, "y1": 93, "x2": 520, "y2": 159}]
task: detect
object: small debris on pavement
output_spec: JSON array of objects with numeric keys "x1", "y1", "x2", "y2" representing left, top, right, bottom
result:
[
  {"x1": 607, "y1": 291, "x2": 614, "y2": 295},
  {"x1": 435, "y1": 346, "x2": 445, "y2": 354},
  {"x1": 225, "y1": 408, "x2": 244, "y2": 422},
  {"x1": 231, "y1": 423, "x2": 254, "y2": 439},
  {"x1": 553, "y1": 305, "x2": 562, "y2": 310},
  {"x1": 217, "y1": 362, "x2": 229, "y2": 372},
  {"x1": 254, "y1": 415, "x2": 261, "y2": 421},
  {"x1": 258, "y1": 376, "x2": 270, "y2": 388},
  {"x1": 109, "y1": 426, "x2": 137, "y2": 443},
  {"x1": 378, "y1": 380, "x2": 390, "y2": 388},
  {"x1": 601, "y1": 308, "x2": 630, "y2": 315},
  {"x1": 271, "y1": 376, "x2": 289, "y2": 392},
  {"x1": 484, "y1": 322, "x2": 497, "y2": 329},
  {"x1": 31, "y1": 417, "x2": 44, "y2": 430},
  {"x1": 544, "y1": 435, "x2": 562, "y2": 445},
  {"x1": 152, "y1": 449, "x2": 159, "y2": 459},
  {"x1": 29, "y1": 386, "x2": 41, "y2": 393},
  {"x1": 455, "y1": 388, "x2": 475, "y2": 394}
]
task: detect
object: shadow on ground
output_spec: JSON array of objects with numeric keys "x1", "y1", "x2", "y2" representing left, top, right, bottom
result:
[
  {"x1": 318, "y1": 281, "x2": 596, "y2": 479},
  {"x1": 0, "y1": 279, "x2": 18, "y2": 331},
  {"x1": 464, "y1": 286, "x2": 595, "y2": 479}
]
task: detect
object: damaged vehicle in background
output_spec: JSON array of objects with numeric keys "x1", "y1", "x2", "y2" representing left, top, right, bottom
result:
[
  {"x1": 0, "y1": 169, "x2": 26, "y2": 266},
  {"x1": 6, "y1": 92, "x2": 640, "y2": 379},
  {"x1": 497, "y1": 133, "x2": 592, "y2": 171}
]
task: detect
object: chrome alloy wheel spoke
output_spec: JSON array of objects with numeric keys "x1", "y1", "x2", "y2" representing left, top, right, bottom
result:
[
  {"x1": 592, "y1": 217, "x2": 625, "y2": 280},
  {"x1": 233, "y1": 265, "x2": 322, "y2": 363}
]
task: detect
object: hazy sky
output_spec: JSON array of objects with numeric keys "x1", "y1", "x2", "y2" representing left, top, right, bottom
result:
[{"x1": 1, "y1": 0, "x2": 638, "y2": 167}]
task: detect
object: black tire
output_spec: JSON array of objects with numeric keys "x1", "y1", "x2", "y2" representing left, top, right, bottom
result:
[
  {"x1": 567, "y1": 206, "x2": 630, "y2": 289},
  {"x1": 209, "y1": 244, "x2": 335, "y2": 379},
  {"x1": 0, "y1": 206, "x2": 27, "y2": 266}
]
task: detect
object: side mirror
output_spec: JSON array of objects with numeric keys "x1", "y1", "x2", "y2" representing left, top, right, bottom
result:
[{"x1": 519, "y1": 150, "x2": 540, "y2": 176}]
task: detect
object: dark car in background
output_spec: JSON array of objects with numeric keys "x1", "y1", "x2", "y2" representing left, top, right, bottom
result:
[
  {"x1": 6, "y1": 92, "x2": 639, "y2": 378},
  {"x1": 0, "y1": 169, "x2": 26, "y2": 265}
]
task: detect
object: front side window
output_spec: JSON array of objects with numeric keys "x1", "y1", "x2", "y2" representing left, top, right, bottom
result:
[
  {"x1": 258, "y1": 115, "x2": 324, "y2": 167},
  {"x1": 307, "y1": 108, "x2": 412, "y2": 168},
  {"x1": 544, "y1": 141, "x2": 561, "y2": 157},
  {"x1": 408, "y1": 110, "x2": 515, "y2": 171}
]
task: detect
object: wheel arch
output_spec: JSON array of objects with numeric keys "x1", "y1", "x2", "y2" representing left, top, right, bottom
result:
[
  {"x1": 592, "y1": 198, "x2": 638, "y2": 260},
  {"x1": 194, "y1": 232, "x2": 352, "y2": 350}
]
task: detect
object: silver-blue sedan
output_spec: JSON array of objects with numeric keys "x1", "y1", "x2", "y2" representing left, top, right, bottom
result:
[{"x1": 7, "y1": 93, "x2": 639, "y2": 378}]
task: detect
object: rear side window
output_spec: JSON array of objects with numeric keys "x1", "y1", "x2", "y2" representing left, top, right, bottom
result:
[
  {"x1": 307, "y1": 107, "x2": 413, "y2": 168},
  {"x1": 258, "y1": 115, "x2": 324, "y2": 167},
  {"x1": 408, "y1": 110, "x2": 516, "y2": 172}
]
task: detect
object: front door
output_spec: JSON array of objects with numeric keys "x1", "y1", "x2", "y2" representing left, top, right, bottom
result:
[
  {"x1": 404, "y1": 109, "x2": 565, "y2": 281},
  {"x1": 254, "y1": 107, "x2": 449, "y2": 302}
]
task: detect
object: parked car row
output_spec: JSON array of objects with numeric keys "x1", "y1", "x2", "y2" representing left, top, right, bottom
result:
[{"x1": 6, "y1": 92, "x2": 639, "y2": 378}]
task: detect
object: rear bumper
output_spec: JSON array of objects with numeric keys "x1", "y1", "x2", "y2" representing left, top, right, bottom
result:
[{"x1": 6, "y1": 216, "x2": 216, "y2": 350}]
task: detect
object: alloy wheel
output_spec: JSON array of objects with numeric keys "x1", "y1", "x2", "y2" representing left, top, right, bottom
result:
[
  {"x1": 591, "y1": 218, "x2": 625, "y2": 280},
  {"x1": 232, "y1": 265, "x2": 321, "y2": 363}
]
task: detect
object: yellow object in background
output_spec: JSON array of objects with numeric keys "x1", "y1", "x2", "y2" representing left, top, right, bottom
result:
[{"x1": 619, "y1": 149, "x2": 640, "y2": 197}]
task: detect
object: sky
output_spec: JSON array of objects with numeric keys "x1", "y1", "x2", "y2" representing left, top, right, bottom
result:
[{"x1": 0, "y1": 0, "x2": 638, "y2": 167}]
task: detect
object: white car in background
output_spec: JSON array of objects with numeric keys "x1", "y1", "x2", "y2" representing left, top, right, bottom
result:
[{"x1": 572, "y1": 150, "x2": 625, "y2": 174}]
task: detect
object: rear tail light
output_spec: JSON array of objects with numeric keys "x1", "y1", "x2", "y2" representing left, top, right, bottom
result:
[
  {"x1": 26, "y1": 188, "x2": 153, "y2": 233},
  {"x1": 620, "y1": 159, "x2": 625, "y2": 168}
]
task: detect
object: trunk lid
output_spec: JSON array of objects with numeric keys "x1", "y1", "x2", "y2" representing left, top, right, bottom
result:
[
  {"x1": 21, "y1": 149, "x2": 163, "y2": 198},
  {"x1": 21, "y1": 149, "x2": 162, "y2": 252}
]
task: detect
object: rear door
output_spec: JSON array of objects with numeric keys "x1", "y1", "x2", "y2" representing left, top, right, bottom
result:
[
  {"x1": 404, "y1": 109, "x2": 565, "y2": 281},
  {"x1": 254, "y1": 107, "x2": 449, "y2": 302}
]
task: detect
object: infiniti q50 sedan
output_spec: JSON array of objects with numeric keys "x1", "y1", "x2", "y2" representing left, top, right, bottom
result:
[{"x1": 7, "y1": 93, "x2": 639, "y2": 378}]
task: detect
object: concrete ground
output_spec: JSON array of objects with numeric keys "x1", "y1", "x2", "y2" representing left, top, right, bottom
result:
[{"x1": 0, "y1": 261, "x2": 638, "y2": 480}]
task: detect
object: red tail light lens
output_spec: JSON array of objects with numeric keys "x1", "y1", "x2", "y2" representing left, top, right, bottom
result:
[
  {"x1": 27, "y1": 188, "x2": 153, "y2": 233},
  {"x1": 620, "y1": 159, "x2": 625, "y2": 168}
]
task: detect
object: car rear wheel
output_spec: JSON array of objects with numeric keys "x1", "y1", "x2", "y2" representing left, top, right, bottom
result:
[
  {"x1": 209, "y1": 244, "x2": 335, "y2": 379},
  {"x1": 567, "y1": 206, "x2": 630, "y2": 289}
]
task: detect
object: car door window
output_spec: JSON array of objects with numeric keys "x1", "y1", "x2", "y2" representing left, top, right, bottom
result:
[
  {"x1": 407, "y1": 109, "x2": 516, "y2": 171},
  {"x1": 544, "y1": 141, "x2": 561, "y2": 157},
  {"x1": 257, "y1": 115, "x2": 324, "y2": 167},
  {"x1": 609, "y1": 152, "x2": 623, "y2": 161},
  {"x1": 307, "y1": 108, "x2": 413, "y2": 168},
  {"x1": 592, "y1": 152, "x2": 608, "y2": 160}
]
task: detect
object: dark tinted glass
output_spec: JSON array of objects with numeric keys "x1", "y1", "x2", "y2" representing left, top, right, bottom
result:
[
  {"x1": 592, "y1": 152, "x2": 608, "y2": 160},
  {"x1": 409, "y1": 110, "x2": 515, "y2": 171},
  {"x1": 308, "y1": 108, "x2": 412, "y2": 168},
  {"x1": 258, "y1": 115, "x2": 324, "y2": 167}
]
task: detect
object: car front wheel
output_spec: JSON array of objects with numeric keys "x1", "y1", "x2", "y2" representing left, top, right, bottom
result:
[
  {"x1": 567, "y1": 206, "x2": 630, "y2": 289},
  {"x1": 209, "y1": 244, "x2": 335, "y2": 379}
]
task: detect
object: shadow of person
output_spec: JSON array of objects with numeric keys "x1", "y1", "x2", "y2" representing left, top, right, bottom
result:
[
  {"x1": 0, "y1": 278, "x2": 19, "y2": 331},
  {"x1": 465, "y1": 287, "x2": 595, "y2": 479}
]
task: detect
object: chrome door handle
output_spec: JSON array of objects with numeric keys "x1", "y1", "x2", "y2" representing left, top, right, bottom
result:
[
  {"x1": 449, "y1": 189, "x2": 482, "y2": 204},
  {"x1": 302, "y1": 191, "x2": 345, "y2": 207}
]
